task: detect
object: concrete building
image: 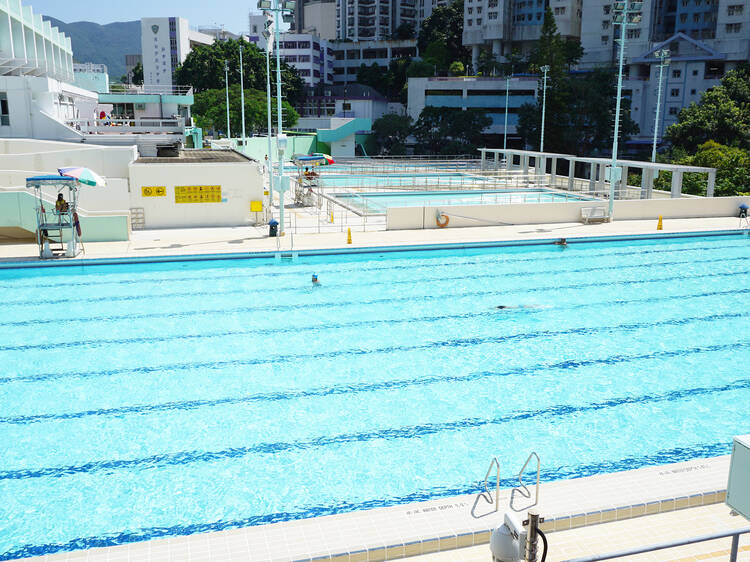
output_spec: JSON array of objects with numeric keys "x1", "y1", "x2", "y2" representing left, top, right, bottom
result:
[
  {"x1": 579, "y1": 0, "x2": 750, "y2": 145},
  {"x1": 279, "y1": 33, "x2": 336, "y2": 86},
  {"x1": 248, "y1": 13, "x2": 269, "y2": 49},
  {"x1": 140, "y1": 17, "x2": 213, "y2": 87},
  {"x1": 73, "y1": 62, "x2": 109, "y2": 93},
  {"x1": 303, "y1": 0, "x2": 337, "y2": 39},
  {"x1": 332, "y1": 38, "x2": 418, "y2": 83},
  {"x1": 297, "y1": 82, "x2": 389, "y2": 118},
  {"x1": 407, "y1": 75, "x2": 538, "y2": 138},
  {"x1": 464, "y1": 0, "x2": 582, "y2": 72},
  {"x1": 124, "y1": 54, "x2": 142, "y2": 83}
]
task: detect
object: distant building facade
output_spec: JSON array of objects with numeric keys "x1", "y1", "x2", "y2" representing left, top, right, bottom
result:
[
  {"x1": 73, "y1": 63, "x2": 109, "y2": 93},
  {"x1": 140, "y1": 17, "x2": 214, "y2": 87},
  {"x1": 332, "y1": 38, "x2": 419, "y2": 83},
  {"x1": 278, "y1": 33, "x2": 336, "y2": 86}
]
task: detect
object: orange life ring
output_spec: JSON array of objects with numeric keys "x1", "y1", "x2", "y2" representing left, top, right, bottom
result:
[{"x1": 436, "y1": 213, "x2": 450, "y2": 228}]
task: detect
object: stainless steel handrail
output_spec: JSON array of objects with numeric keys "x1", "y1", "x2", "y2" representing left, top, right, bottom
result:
[
  {"x1": 515, "y1": 451, "x2": 541, "y2": 508},
  {"x1": 484, "y1": 457, "x2": 501, "y2": 511}
]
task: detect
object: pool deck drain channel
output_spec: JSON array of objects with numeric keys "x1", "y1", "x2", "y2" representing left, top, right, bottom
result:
[{"x1": 20, "y1": 455, "x2": 731, "y2": 562}]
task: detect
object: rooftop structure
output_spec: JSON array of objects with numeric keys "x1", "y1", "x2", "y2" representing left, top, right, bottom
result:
[
  {"x1": 0, "y1": 0, "x2": 73, "y2": 82},
  {"x1": 73, "y1": 62, "x2": 109, "y2": 93}
]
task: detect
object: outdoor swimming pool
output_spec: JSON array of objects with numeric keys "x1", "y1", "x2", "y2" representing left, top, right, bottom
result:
[
  {"x1": 333, "y1": 189, "x2": 591, "y2": 213},
  {"x1": 319, "y1": 172, "x2": 489, "y2": 189},
  {"x1": 1, "y1": 233, "x2": 749, "y2": 559}
]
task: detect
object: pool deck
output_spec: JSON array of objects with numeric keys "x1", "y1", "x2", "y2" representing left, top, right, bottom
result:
[
  {"x1": 3, "y1": 216, "x2": 748, "y2": 561},
  {"x1": 0, "y1": 216, "x2": 745, "y2": 264}
]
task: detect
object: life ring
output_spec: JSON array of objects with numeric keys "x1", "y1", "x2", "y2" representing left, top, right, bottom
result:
[
  {"x1": 73, "y1": 212, "x2": 82, "y2": 237},
  {"x1": 436, "y1": 212, "x2": 450, "y2": 228}
]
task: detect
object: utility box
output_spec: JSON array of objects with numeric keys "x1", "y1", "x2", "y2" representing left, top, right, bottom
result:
[{"x1": 726, "y1": 434, "x2": 750, "y2": 520}]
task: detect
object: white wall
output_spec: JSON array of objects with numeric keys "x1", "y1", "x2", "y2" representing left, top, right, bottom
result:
[
  {"x1": 128, "y1": 160, "x2": 265, "y2": 228},
  {"x1": 386, "y1": 196, "x2": 750, "y2": 230}
]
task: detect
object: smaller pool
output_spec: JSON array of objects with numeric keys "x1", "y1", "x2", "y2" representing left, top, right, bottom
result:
[
  {"x1": 333, "y1": 189, "x2": 593, "y2": 213},
  {"x1": 320, "y1": 173, "x2": 487, "y2": 189}
]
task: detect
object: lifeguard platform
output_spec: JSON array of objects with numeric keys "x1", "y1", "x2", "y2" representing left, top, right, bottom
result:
[{"x1": 25, "y1": 175, "x2": 82, "y2": 258}]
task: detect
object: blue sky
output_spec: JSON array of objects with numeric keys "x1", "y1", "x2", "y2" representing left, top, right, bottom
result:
[{"x1": 29, "y1": 0, "x2": 257, "y2": 33}]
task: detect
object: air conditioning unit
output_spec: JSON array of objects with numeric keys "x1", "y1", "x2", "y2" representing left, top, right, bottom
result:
[{"x1": 727, "y1": 434, "x2": 750, "y2": 520}]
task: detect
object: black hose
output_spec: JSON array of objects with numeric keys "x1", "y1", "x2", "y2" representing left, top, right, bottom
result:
[{"x1": 538, "y1": 528, "x2": 548, "y2": 562}]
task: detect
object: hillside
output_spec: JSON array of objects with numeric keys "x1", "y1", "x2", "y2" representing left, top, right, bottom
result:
[{"x1": 43, "y1": 17, "x2": 141, "y2": 80}]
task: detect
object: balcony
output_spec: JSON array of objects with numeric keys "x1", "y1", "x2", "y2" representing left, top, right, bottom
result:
[{"x1": 66, "y1": 117, "x2": 186, "y2": 135}]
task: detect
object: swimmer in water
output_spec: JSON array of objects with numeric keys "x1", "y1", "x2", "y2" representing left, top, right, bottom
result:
[
  {"x1": 312, "y1": 273, "x2": 320, "y2": 286},
  {"x1": 496, "y1": 304, "x2": 544, "y2": 310},
  {"x1": 554, "y1": 238, "x2": 568, "y2": 247}
]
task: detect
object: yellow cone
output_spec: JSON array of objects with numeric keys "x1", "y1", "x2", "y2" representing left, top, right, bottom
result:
[
  {"x1": 347, "y1": 228, "x2": 352, "y2": 244},
  {"x1": 657, "y1": 215, "x2": 663, "y2": 230}
]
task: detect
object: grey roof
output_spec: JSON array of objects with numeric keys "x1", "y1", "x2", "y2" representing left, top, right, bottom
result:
[{"x1": 135, "y1": 150, "x2": 254, "y2": 164}]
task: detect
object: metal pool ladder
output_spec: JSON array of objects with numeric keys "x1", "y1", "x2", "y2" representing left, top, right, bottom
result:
[{"x1": 484, "y1": 452, "x2": 541, "y2": 512}]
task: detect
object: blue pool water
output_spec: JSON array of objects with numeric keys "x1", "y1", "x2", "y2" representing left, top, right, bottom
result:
[
  {"x1": 334, "y1": 189, "x2": 590, "y2": 212},
  {"x1": 320, "y1": 173, "x2": 488, "y2": 189},
  {"x1": 2, "y1": 233, "x2": 750, "y2": 559}
]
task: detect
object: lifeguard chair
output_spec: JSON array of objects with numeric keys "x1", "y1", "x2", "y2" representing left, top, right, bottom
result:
[{"x1": 26, "y1": 175, "x2": 81, "y2": 258}]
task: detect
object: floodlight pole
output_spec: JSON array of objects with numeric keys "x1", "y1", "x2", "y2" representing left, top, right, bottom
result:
[
  {"x1": 239, "y1": 44, "x2": 246, "y2": 145},
  {"x1": 651, "y1": 50, "x2": 670, "y2": 163},
  {"x1": 265, "y1": 22, "x2": 275, "y2": 211},
  {"x1": 539, "y1": 65, "x2": 549, "y2": 153},
  {"x1": 224, "y1": 60, "x2": 231, "y2": 139},
  {"x1": 503, "y1": 74, "x2": 510, "y2": 152}
]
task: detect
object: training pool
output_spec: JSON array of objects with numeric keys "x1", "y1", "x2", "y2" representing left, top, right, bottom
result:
[
  {"x1": 1, "y1": 233, "x2": 749, "y2": 559},
  {"x1": 333, "y1": 189, "x2": 592, "y2": 213}
]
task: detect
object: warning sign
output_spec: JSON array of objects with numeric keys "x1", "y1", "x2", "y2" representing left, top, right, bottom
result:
[
  {"x1": 174, "y1": 185, "x2": 222, "y2": 203},
  {"x1": 142, "y1": 186, "x2": 166, "y2": 197}
]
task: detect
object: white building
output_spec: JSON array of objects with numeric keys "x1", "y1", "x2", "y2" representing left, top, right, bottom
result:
[
  {"x1": 303, "y1": 0, "x2": 337, "y2": 39},
  {"x1": 579, "y1": 0, "x2": 750, "y2": 145},
  {"x1": 73, "y1": 62, "x2": 109, "y2": 93},
  {"x1": 0, "y1": 0, "x2": 99, "y2": 140},
  {"x1": 279, "y1": 33, "x2": 335, "y2": 86},
  {"x1": 332, "y1": 38, "x2": 419, "y2": 83},
  {"x1": 407, "y1": 75, "x2": 538, "y2": 138},
  {"x1": 140, "y1": 17, "x2": 214, "y2": 87},
  {"x1": 248, "y1": 13, "x2": 269, "y2": 49},
  {"x1": 464, "y1": 0, "x2": 582, "y2": 72}
]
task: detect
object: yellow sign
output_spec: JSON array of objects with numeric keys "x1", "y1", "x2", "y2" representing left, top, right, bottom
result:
[
  {"x1": 250, "y1": 200, "x2": 263, "y2": 212},
  {"x1": 174, "y1": 185, "x2": 222, "y2": 204},
  {"x1": 142, "y1": 186, "x2": 166, "y2": 197}
]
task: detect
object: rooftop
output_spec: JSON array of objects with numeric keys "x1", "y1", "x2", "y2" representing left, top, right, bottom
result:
[{"x1": 135, "y1": 149, "x2": 254, "y2": 164}]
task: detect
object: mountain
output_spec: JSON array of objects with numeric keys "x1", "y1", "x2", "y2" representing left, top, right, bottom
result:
[{"x1": 43, "y1": 17, "x2": 141, "y2": 80}]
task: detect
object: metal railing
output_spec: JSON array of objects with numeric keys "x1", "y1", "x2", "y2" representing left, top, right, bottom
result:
[
  {"x1": 106, "y1": 84, "x2": 193, "y2": 95},
  {"x1": 563, "y1": 526, "x2": 750, "y2": 562},
  {"x1": 67, "y1": 117, "x2": 186, "y2": 134}
]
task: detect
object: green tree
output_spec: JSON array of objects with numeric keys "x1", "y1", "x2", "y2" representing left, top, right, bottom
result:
[
  {"x1": 406, "y1": 59, "x2": 436, "y2": 78},
  {"x1": 655, "y1": 141, "x2": 750, "y2": 196},
  {"x1": 174, "y1": 38, "x2": 305, "y2": 106},
  {"x1": 418, "y1": 0, "x2": 469, "y2": 66},
  {"x1": 392, "y1": 22, "x2": 415, "y2": 40},
  {"x1": 132, "y1": 62, "x2": 143, "y2": 85},
  {"x1": 372, "y1": 113, "x2": 413, "y2": 155},
  {"x1": 423, "y1": 40, "x2": 449, "y2": 73},
  {"x1": 449, "y1": 61, "x2": 465, "y2": 76},
  {"x1": 411, "y1": 107, "x2": 491, "y2": 155},
  {"x1": 666, "y1": 64, "x2": 750, "y2": 152},
  {"x1": 192, "y1": 85, "x2": 299, "y2": 137},
  {"x1": 527, "y1": 7, "x2": 583, "y2": 72}
]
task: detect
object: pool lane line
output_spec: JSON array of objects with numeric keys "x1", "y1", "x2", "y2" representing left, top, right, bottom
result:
[
  {"x1": 1, "y1": 238, "x2": 746, "y2": 292},
  {"x1": 0, "y1": 229, "x2": 744, "y2": 274},
  {"x1": 3, "y1": 252, "x2": 746, "y2": 308},
  {"x1": 3, "y1": 309, "x2": 748, "y2": 386},
  {"x1": 3, "y1": 338, "x2": 749, "y2": 426},
  {"x1": 2, "y1": 267, "x2": 749, "y2": 329},
  {"x1": 0, "y1": 440, "x2": 731, "y2": 562},
  {"x1": 4, "y1": 283, "x2": 750, "y2": 353},
  {"x1": 1, "y1": 375, "x2": 745, "y2": 484}
]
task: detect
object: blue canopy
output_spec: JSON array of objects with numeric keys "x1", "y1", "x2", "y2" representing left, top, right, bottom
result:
[
  {"x1": 26, "y1": 175, "x2": 78, "y2": 188},
  {"x1": 26, "y1": 175, "x2": 77, "y2": 182}
]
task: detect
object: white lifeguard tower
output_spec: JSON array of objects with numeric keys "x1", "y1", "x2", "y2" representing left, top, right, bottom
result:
[{"x1": 25, "y1": 175, "x2": 82, "y2": 259}]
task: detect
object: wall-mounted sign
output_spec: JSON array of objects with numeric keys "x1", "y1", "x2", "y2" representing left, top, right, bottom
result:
[
  {"x1": 142, "y1": 186, "x2": 166, "y2": 197},
  {"x1": 175, "y1": 185, "x2": 222, "y2": 203},
  {"x1": 250, "y1": 200, "x2": 263, "y2": 212}
]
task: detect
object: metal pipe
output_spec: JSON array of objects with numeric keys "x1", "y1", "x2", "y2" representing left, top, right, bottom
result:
[
  {"x1": 539, "y1": 66, "x2": 549, "y2": 153},
  {"x1": 651, "y1": 50, "x2": 669, "y2": 163},
  {"x1": 224, "y1": 60, "x2": 230, "y2": 139},
  {"x1": 265, "y1": 32, "x2": 274, "y2": 211},
  {"x1": 609, "y1": 7, "x2": 629, "y2": 220},
  {"x1": 503, "y1": 75, "x2": 510, "y2": 152},
  {"x1": 239, "y1": 44, "x2": 246, "y2": 145},
  {"x1": 525, "y1": 509, "x2": 540, "y2": 562},
  {"x1": 563, "y1": 527, "x2": 750, "y2": 562}
]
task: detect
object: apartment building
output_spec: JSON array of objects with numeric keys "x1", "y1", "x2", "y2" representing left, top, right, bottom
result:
[
  {"x1": 464, "y1": 0, "x2": 582, "y2": 71},
  {"x1": 580, "y1": 0, "x2": 750, "y2": 144},
  {"x1": 332, "y1": 38, "x2": 419, "y2": 83},
  {"x1": 279, "y1": 33, "x2": 336, "y2": 86}
]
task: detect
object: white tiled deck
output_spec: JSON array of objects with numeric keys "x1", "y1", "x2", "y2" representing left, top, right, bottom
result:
[{"x1": 19, "y1": 456, "x2": 734, "y2": 562}]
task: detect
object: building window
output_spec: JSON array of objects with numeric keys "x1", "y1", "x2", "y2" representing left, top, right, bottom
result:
[
  {"x1": 601, "y1": 35, "x2": 609, "y2": 44},
  {"x1": 669, "y1": 107, "x2": 679, "y2": 115},
  {"x1": 554, "y1": 6, "x2": 565, "y2": 14},
  {"x1": 728, "y1": 4, "x2": 744, "y2": 15},
  {"x1": 693, "y1": 69, "x2": 698, "y2": 75},
  {"x1": 726, "y1": 22, "x2": 742, "y2": 32},
  {"x1": 672, "y1": 69, "x2": 681, "y2": 78},
  {"x1": 468, "y1": 7, "x2": 473, "y2": 13},
  {"x1": 488, "y1": 11, "x2": 498, "y2": 19},
  {"x1": 467, "y1": 18, "x2": 473, "y2": 25},
  {"x1": 299, "y1": 55, "x2": 311, "y2": 62},
  {"x1": 603, "y1": 4, "x2": 610, "y2": 14},
  {"x1": 602, "y1": 20, "x2": 610, "y2": 29},
  {"x1": 690, "y1": 89, "x2": 696, "y2": 94},
  {"x1": 476, "y1": 17, "x2": 482, "y2": 24},
  {"x1": 680, "y1": 13, "x2": 687, "y2": 22},
  {"x1": 342, "y1": 102, "x2": 351, "y2": 110},
  {"x1": 298, "y1": 41, "x2": 311, "y2": 48},
  {"x1": 476, "y1": 6, "x2": 482, "y2": 13},
  {"x1": 0, "y1": 92, "x2": 8, "y2": 126},
  {"x1": 626, "y1": 28, "x2": 640, "y2": 38},
  {"x1": 670, "y1": 88, "x2": 680, "y2": 96}
]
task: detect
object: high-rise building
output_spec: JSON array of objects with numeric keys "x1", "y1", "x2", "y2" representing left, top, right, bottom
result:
[
  {"x1": 464, "y1": 0, "x2": 582, "y2": 72},
  {"x1": 140, "y1": 17, "x2": 213, "y2": 87},
  {"x1": 579, "y1": 0, "x2": 750, "y2": 144},
  {"x1": 303, "y1": 0, "x2": 337, "y2": 39}
]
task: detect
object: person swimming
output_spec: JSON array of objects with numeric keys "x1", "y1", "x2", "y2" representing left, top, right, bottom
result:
[
  {"x1": 496, "y1": 304, "x2": 543, "y2": 310},
  {"x1": 312, "y1": 273, "x2": 320, "y2": 286},
  {"x1": 554, "y1": 238, "x2": 567, "y2": 247}
]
